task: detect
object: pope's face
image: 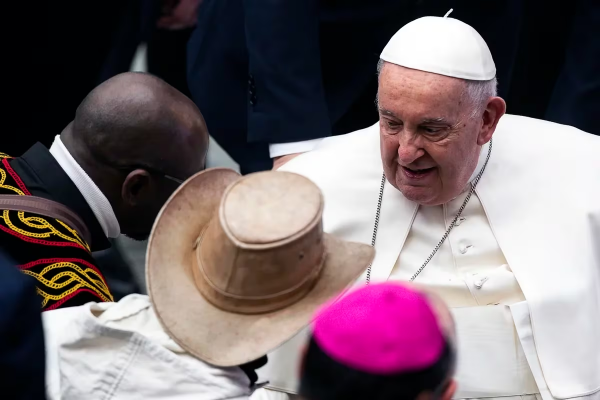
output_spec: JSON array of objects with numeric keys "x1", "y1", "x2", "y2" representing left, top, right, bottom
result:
[{"x1": 378, "y1": 64, "x2": 490, "y2": 206}]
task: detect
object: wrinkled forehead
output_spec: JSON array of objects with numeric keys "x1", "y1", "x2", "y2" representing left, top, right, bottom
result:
[{"x1": 378, "y1": 63, "x2": 468, "y2": 119}]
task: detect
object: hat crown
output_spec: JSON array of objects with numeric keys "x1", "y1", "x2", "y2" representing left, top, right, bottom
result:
[
  {"x1": 223, "y1": 172, "x2": 322, "y2": 244},
  {"x1": 380, "y1": 16, "x2": 496, "y2": 81},
  {"x1": 195, "y1": 172, "x2": 326, "y2": 314},
  {"x1": 147, "y1": 168, "x2": 375, "y2": 367}
]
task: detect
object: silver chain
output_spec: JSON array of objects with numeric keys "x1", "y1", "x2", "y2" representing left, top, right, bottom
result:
[{"x1": 366, "y1": 139, "x2": 493, "y2": 284}]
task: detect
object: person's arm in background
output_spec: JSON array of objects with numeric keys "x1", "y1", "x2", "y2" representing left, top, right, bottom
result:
[
  {"x1": 157, "y1": 0, "x2": 203, "y2": 30},
  {"x1": 243, "y1": 0, "x2": 330, "y2": 169}
]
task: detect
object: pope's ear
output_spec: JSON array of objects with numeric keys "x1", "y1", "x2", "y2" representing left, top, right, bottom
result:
[{"x1": 477, "y1": 97, "x2": 506, "y2": 145}]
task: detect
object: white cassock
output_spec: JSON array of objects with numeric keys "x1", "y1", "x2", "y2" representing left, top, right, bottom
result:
[{"x1": 252, "y1": 115, "x2": 600, "y2": 400}]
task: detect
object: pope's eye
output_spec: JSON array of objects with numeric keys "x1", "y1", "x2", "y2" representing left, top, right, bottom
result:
[{"x1": 423, "y1": 127, "x2": 442, "y2": 134}]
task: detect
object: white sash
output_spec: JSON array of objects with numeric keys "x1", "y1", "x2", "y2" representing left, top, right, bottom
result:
[{"x1": 452, "y1": 305, "x2": 538, "y2": 398}]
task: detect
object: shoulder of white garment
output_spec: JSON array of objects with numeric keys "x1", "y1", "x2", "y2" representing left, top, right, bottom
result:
[
  {"x1": 279, "y1": 122, "x2": 383, "y2": 229},
  {"x1": 279, "y1": 122, "x2": 382, "y2": 185},
  {"x1": 490, "y1": 115, "x2": 600, "y2": 197}
]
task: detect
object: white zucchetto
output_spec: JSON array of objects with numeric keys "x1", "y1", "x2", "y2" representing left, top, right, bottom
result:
[{"x1": 380, "y1": 14, "x2": 496, "y2": 81}]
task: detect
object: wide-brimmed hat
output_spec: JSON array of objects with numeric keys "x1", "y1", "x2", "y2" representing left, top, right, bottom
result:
[{"x1": 146, "y1": 168, "x2": 374, "y2": 367}]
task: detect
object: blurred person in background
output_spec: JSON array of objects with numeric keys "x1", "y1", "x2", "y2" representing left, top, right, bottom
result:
[
  {"x1": 25, "y1": 0, "x2": 200, "y2": 159},
  {"x1": 300, "y1": 282, "x2": 456, "y2": 400},
  {"x1": 542, "y1": 0, "x2": 599, "y2": 135},
  {"x1": 504, "y1": 0, "x2": 599, "y2": 136},
  {"x1": 147, "y1": 0, "x2": 203, "y2": 98}
]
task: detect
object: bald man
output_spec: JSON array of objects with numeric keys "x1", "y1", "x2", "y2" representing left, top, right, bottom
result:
[{"x1": 0, "y1": 72, "x2": 209, "y2": 311}]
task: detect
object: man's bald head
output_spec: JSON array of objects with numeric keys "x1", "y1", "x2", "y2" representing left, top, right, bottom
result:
[
  {"x1": 67, "y1": 72, "x2": 208, "y2": 177},
  {"x1": 63, "y1": 72, "x2": 209, "y2": 240}
]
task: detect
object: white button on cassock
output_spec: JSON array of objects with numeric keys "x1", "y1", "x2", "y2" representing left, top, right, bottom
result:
[
  {"x1": 474, "y1": 276, "x2": 489, "y2": 289},
  {"x1": 460, "y1": 244, "x2": 473, "y2": 254}
]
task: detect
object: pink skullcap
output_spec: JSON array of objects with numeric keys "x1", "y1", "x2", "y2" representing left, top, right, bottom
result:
[{"x1": 312, "y1": 282, "x2": 445, "y2": 375}]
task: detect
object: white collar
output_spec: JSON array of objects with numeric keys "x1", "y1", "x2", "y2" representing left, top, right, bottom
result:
[
  {"x1": 452, "y1": 140, "x2": 490, "y2": 197},
  {"x1": 467, "y1": 140, "x2": 490, "y2": 184},
  {"x1": 49, "y1": 135, "x2": 120, "y2": 238}
]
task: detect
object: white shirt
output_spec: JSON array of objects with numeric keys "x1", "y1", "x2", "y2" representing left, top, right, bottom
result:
[
  {"x1": 392, "y1": 191, "x2": 526, "y2": 307},
  {"x1": 269, "y1": 139, "x2": 323, "y2": 158},
  {"x1": 43, "y1": 294, "x2": 253, "y2": 400},
  {"x1": 49, "y1": 135, "x2": 120, "y2": 238}
]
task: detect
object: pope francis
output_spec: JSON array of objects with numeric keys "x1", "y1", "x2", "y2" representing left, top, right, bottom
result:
[{"x1": 251, "y1": 14, "x2": 600, "y2": 400}]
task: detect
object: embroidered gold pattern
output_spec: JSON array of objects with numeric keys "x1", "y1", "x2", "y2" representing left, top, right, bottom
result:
[
  {"x1": 23, "y1": 260, "x2": 112, "y2": 307},
  {"x1": 0, "y1": 154, "x2": 113, "y2": 309}
]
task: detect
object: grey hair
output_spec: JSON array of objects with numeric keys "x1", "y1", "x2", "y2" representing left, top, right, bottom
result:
[
  {"x1": 376, "y1": 59, "x2": 497, "y2": 118},
  {"x1": 462, "y1": 78, "x2": 497, "y2": 118},
  {"x1": 376, "y1": 58, "x2": 385, "y2": 77}
]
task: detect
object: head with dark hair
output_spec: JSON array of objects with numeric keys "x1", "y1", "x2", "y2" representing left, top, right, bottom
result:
[
  {"x1": 61, "y1": 72, "x2": 209, "y2": 240},
  {"x1": 299, "y1": 283, "x2": 457, "y2": 400},
  {"x1": 300, "y1": 337, "x2": 455, "y2": 400}
]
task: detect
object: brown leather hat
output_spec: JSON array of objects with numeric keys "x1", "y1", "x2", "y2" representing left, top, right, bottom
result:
[{"x1": 146, "y1": 168, "x2": 374, "y2": 367}]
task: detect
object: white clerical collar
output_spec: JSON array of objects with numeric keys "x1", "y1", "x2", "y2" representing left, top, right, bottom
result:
[
  {"x1": 49, "y1": 135, "x2": 120, "y2": 238},
  {"x1": 468, "y1": 140, "x2": 490, "y2": 184},
  {"x1": 453, "y1": 140, "x2": 490, "y2": 197}
]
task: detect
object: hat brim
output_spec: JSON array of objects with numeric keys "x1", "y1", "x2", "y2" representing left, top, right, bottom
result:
[{"x1": 146, "y1": 168, "x2": 375, "y2": 367}]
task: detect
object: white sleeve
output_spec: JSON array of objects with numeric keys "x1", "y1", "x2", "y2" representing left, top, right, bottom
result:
[
  {"x1": 42, "y1": 308, "x2": 83, "y2": 400},
  {"x1": 250, "y1": 388, "x2": 300, "y2": 400},
  {"x1": 269, "y1": 139, "x2": 324, "y2": 158}
]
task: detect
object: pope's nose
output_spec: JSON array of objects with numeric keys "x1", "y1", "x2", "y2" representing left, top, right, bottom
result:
[{"x1": 397, "y1": 143, "x2": 426, "y2": 166}]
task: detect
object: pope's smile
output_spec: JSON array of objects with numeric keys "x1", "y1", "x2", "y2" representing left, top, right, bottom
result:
[{"x1": 401, "y1": 165, "x2": 436, "y2": 181}]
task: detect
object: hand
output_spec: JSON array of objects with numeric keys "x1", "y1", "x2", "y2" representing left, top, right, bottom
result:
[
  {"x1": 273, "y1": 153, "x2": 303, "y2": 170},
  {"x1": 157, "y1": 0, "x2": 203, "y2": 30}
]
